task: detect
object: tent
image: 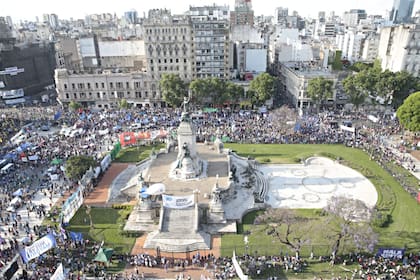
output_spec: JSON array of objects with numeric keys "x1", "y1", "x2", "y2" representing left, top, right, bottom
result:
[
  {"x1": 51, "y1": 158, "x2": 63, "y2": 165},
  {"x1": 203, "y1": 107, "x2": 218, "y2": 113},
  {"x1": 12, "y1": 189, "x2": 23, "y2": 197},
  {"x1": 93, "y1": 247, "x2": 113, "y2": 264},
  {"x1": 146, "y1": 183, "x2": 166, "y2": 195}
]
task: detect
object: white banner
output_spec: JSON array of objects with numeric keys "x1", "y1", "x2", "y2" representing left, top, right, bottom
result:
[
  {"x1": 20, "y1": 233, "x2": 56, "y2": 263},
  {"x1": 61, "y1": 188, "x2": 84, "y2": 224},
  {"x1": 162, "y1": 194, "x2": 194, "y2": 209},
  {"x1": 340, "y1": 125, "x2": 355, "y2": 133},
  {"x1": 50, "y1": 263, "x2": 65, "y2": 280},
  {"x1": 232, "y1": 251, "x2": 248, "y2": 280}
]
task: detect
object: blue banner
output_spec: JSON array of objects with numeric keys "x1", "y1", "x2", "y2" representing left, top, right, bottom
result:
[
  {"x1": 376, "y1": 248, "x2": 405, "y2": 259},
  {"x1": 20, "y1": 233, "x2": 56, "y2": 263},
  {"x1": 69, "y1": 231, "x2": 83, "y2": 242}
]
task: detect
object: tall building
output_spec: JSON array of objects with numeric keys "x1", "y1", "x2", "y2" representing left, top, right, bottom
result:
[
  {"x1": 343, "y1": 9, "x2": 367, "y2": 27},
  {"x1": 275, "y1": 7, "x2": 288, "y2": 26},
  {"x1": 377, "y1": 23, "x2": 420, "y2": 77},
  {"x1": 124, "y1": 10, "x2": 138, "y2": 24},
  {"x1": 230, "y1": 0, "x2": 254, "y2": 26},
  {"x1": 189, "y1": 5, "x2": 230, "y2": 79},
  {"x1": 143, "y1": 9, "x2": 194, "y2": 81},
  {"x1": 390, "y1": 0, "x2": 415, "y2": 23}
]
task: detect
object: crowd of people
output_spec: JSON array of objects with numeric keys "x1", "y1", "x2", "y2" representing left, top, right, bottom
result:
[{"x1": 0, "y1": 103, "x2": 418, "y2": 279}]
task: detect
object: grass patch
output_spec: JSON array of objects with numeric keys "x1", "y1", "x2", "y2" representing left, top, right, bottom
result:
[
  {"x1": 114, "y1": 143, "x2": 164, "y2": 163},
  {"x1": 67, "y1": 206, "x2": 136, "y2": 254}
]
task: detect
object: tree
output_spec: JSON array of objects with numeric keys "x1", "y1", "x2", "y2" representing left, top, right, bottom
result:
[
  {"x1": 342, "y1": 74, "x2": 367, "y2": 108},
  {"x1": 396, "y1": 91, "x2": 420, "y2": 132},
  {"x1": 254, "y1": 208, "x2": 311, "y2": 258},
  {"x1": 307, "y1": 77, "x2": 333, "y2": 112},
  {"x1": 65, "y1": 155, "x2": 97, "y2": 182},
  {"x1": 391, "y1": 71, "x2": 420, "y2": 108},
  {"x1": 324, "y1": 196, "x2": 377, "y2": 262},
  {"x1": 118, "y1": 98, "x2": 130, "y2": 109},
  {"x1": 159, "y1": 73, "x2": 188, "y2": 108},
  {"x1": 248, "y1": 73, "x2": 275, "y2": 106},
  {"x1": 69, "y1": 101, "x2": 82, "y2": 111}
]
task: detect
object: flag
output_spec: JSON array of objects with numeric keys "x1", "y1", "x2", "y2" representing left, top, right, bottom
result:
[{"x1": 54, "y1": 111, "x2": 62, "y2": 121}]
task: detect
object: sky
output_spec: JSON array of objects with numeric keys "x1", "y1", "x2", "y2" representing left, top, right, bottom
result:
[{"x1": 2, "y1": 0, "x2": 420, "y2": 22}]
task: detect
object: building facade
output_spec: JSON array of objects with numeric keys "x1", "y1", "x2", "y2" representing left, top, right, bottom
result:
[
  {"x1": 390, "y1": 0, "x2": 415, "y2": 23},
  {"x1": 230, "y1": 0, "x2": 254, "y2": 26},
  {"x1": 377, "y1": 23, "x2": 420, "y2": 76},
  {"x1": 143, "y1": 9, "x2": 194, "y2": 81},
  {"x1": 278, "y1": 62, "x2": 338, "y2": 110},
  {"x1": 189, "y1": 5, "x2": 230, "y2": 79},
  {"x1": 54, "y1": 68, "x2": 161, "y2": 109}
]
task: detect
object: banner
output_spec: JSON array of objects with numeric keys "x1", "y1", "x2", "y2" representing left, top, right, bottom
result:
[
  {"x1": 61, "y1": 187, "x2": 84, "y2": 224},
  {"x1": 340, "y1": 125, "x2": 355, "y2": 133},
  {"x1": 50, "y1": 263, "x2": 65, "y2": 280},
  {"x1": 20, "y1": 233, "x2": 56, "y2": 263},
  {"x1": 376, "y1": 248, "x2": 405, "y2": 259},
  {"x1": 162, "y1": 194, "x2": 194, "y2": 209},
  {"x1": 232, "y1": 251, "x2": 248, "y2": 280},
  {"x1": 69, "y1": 231, "x2": 83, "y2": 242}
]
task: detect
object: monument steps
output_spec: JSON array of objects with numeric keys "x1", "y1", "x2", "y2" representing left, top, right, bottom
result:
[{"x1": 143, "y1": 206, "x2": 211, "y2": 252}]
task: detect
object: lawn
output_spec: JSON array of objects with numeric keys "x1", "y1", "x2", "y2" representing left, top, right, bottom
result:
[
  {"x1": 67, "y1": 205, "x2": 137, "y2": 254},
  {"x1": 223, "y1": 144, "x2": 420, "y2": 268},
  {"x1": 114, "y1": 143, "x2": 164, "y2": 163}
]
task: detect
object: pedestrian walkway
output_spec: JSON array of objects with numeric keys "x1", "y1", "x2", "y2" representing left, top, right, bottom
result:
[{"x1": 84, "y1": 163, "x2": 128, "y2": 206}]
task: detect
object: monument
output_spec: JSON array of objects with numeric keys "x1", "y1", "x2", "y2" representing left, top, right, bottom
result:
[
  {"x1": 122, "y1": 94, "x2": 266, "y2": 252},
  {"x1": 170, "y1": 96, "x2": 205, "y2": 180}
]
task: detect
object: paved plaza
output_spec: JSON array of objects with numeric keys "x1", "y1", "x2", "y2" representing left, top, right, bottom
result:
[{"x1": 262, "y1": 157, "x2": 378, "y2": 209}]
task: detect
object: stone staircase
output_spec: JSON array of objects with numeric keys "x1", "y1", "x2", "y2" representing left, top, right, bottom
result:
[
  {"x1": 143, "y1": 206, "x2": 211, "y2": 252},
  {"x1": 251, "y1": 161, "x2": 269, "y2": 202}
]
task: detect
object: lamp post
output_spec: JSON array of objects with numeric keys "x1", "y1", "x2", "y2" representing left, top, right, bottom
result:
[
  {"x1": 193, "y1": 188, "x2": 200, "y2": 204},
  {"x1": 85, "y1": 205, "x2": 94, "y2": 230}
]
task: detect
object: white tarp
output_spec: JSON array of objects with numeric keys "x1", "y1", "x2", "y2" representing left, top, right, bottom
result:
[
  {"x1": 10, "y1": 197, "x2": 21, "y2": 206},
  {"x1": 61, "y1": 188, "x2": 84, "y2": 224},
  {"x1": 50, "y1": 263, "x2": 65, "y2": 280},
  {"x1": 340, "y1": 125, "x2": 355, "y2": 133},
  {"x1": 146, "y1": 183, "x2": 166, "y2": 195},
  {"x1": 162, "y1": 194, "x2": 194, "y2": 209},
  {"x1": 368, "y1": 115, "x2": 379, "y2": 123},
  {"x1": 28, "y1": 155, "x2": 39, "y2": 161},
  {"x1": 232, "y1": 251, "x2": 248, "y2": 280},
  {"x1": 94, "y1": 167, "x2": 101, "y2": 179}
]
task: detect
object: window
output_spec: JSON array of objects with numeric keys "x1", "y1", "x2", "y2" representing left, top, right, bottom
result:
[
  {"x1": 110, "y1": 82, "x2": 114, "y2": 89},
  {"x1": 101, "y1": 82, "x2": 105, "y2": 88},
  {"x1": 71, "y1": 83, "x2": 75, "y2": 90},
  {"x1": 95, "y1": 82, "x2": 99, "y2": 89},
  {"x1": 73, "y1": 93, "x2": 77, "y2": 99},
  {"x1": 64, "y1": 84, "x2": 68, "y2": 90},
  {"x1": 126, "y1": 82, "x2": 130, "y2": 89},
  {"x1": 65, "y1": 93, "x2": 69, "y2": 99},
  {"x1": 87, "y1": 83, "x2": 91, "y2": 89},
  {"x1": 97, "y1": 92, "x2": 100, "y2": 98}
]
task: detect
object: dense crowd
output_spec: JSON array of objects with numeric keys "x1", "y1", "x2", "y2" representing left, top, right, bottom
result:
[{"x1": 0, "y1": 103, "x2": 418, "y2": 279}]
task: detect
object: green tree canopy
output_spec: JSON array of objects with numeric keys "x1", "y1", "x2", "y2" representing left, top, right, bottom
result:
[
  {"x1": 159, "y1": 73, "x2": 188, "y2": 108},
  {"x1": 248, "y1": 73, "x2": 275, "y2": 106},
  {"x1": 69, "y1": 101, "x2": 82, "y2": 111},
  {"x1": 342, "y1": 74, "x2": 367, "y2": 108},
  {"x1": 307, "y1": 77, "x2": 334, "y2": 111},
  {"x1": 397, "y1": 91, "x2": 420, "y2": 132},
  {"x1": 391, "y1": 71, "x2": 420, "y2": 108},
  {"x1": 65, "y1": 155, "x2": 97, "y2": 181},
  {"x1": 189, "y1": 78, "x2": 244, "y2": 106},
  {"x1": 118, "y1": 98, "x2": 130, "y2": 109}
]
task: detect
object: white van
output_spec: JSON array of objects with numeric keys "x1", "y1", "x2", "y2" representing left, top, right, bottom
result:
[{"x1": 1, "y1": 163, "x2": 14, "y2": 174}]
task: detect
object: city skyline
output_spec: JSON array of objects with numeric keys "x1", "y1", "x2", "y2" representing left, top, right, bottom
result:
[{"x1": 2, "y1": 0, "x2": 419, "y2": 22}]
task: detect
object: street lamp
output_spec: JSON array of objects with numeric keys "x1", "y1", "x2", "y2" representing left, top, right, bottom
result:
[
  {"x1": 193, "y1": 188, "x2": 200, "y2": 204},
  {"x1": 85, "y1": 205, "x2": 94, "y2": 230}
]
